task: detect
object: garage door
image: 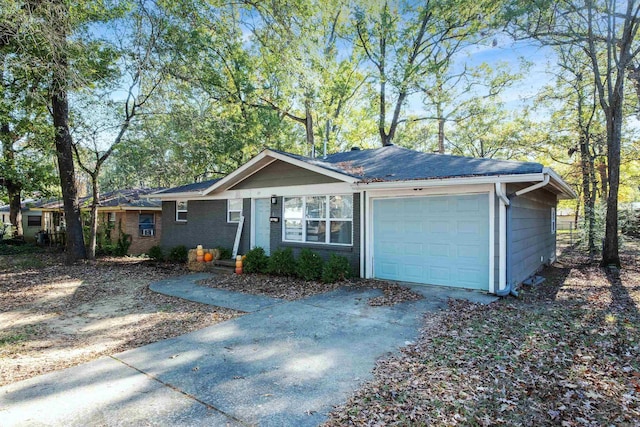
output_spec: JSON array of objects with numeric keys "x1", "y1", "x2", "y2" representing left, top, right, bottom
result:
[{"x1": 372, "y1": 194, "x2": 489, "y2": 290}]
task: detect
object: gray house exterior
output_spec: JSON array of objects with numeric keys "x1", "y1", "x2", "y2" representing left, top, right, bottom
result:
[{"x1": 153, "y1": 145, "x2": 575, "y2": 295}]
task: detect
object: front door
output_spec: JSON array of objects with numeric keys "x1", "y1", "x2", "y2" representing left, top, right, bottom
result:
[{"x1": 254, "y1": 198, "x2": 271, "y2": 255}]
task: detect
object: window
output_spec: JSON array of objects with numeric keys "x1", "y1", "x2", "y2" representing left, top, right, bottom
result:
[
  {"x1": 551, "y1": 207, "x2": 556, "y2": 234},
  {"x1": 27, "y1": 216, "x2": 41, "y2": 227},
  {"x1": 283, "y1": 195, "x2": 353, "y2": 245},
  {"x1": 176, "y1": 201, "x2": 187, "y2": 222},
  {"x1": 228, "y1": 199, "x2": 242, "y2": 223},
  {"x1": 107, "y1": 212, "x2": 116, "y2": 224},
  {"x1": 139, "y1": 213, "x2": 155, "y2": 237}
]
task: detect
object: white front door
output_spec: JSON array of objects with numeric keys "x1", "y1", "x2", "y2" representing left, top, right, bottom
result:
[{"x1": 253, "y1": 198, "x2": 271, "y2": 255}]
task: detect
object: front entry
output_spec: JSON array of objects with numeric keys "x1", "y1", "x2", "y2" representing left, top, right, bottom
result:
[{"x1": 253, "y1": 198, "x2": 271, "y2": 255}]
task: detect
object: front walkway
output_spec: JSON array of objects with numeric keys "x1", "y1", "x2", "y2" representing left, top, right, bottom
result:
[{"x1": 1, "y1": 275, "x2": 496, "y2": 426}]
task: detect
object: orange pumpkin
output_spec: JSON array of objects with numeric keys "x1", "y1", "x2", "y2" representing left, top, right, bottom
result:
[{"x1": 204, "y1": 252, "x2": 213, "y2": 262}]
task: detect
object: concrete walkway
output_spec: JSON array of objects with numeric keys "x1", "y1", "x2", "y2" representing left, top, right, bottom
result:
[{"x1": 0, "y1": 276, "x2": 496, "y2": 427}]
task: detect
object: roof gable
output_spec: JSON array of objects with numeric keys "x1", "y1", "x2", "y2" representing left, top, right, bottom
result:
[{"x1": 230, "y1": 160, "x2": 341, "y2": 190}]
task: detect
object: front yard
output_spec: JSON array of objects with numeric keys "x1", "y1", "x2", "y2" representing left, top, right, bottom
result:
[
  {"x1": 326, "y1": 237, "x2": 640, "y2": 425},
  {"x1": 0, "y1": 249, "x2": 240, "y2": 386}
]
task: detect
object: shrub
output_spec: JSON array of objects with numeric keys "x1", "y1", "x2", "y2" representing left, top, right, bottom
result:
[
  {"x1": 168, "y1": 245, "x2": 188, "y2": 262},
  {"x1": 296, "y1": 249, "x2": 324, "y2": 281},
  {"x1": 268, "y1": 247, "x2": 297, "y2": 276},
  {"x1": 113, "y1": 232, "x2": 132, "y2": 256},
  {"x1": 215, "y1": 246, "x2": 232, "y2": 260},
  {"x1": 321, "y1": 254, "x2": 352, "y2": 283},
  {"x1": 243, "y1": 247, "x2": 270, "y2": 274},
  {"x1": 148, "y1": 245, "x2": 164, "y2": 261}
]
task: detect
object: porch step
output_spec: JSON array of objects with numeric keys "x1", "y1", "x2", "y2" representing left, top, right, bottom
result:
[{"x1": 215, "y1": 259, "x2": 237, "y2": 268}]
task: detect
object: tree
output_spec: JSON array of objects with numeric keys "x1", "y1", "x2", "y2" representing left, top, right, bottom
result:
[
  {"x1": 506, "y1": 0, "x2": 640, "y2": 267},
  {"x1": 353, "y1": 0, "x2": 499, "y2": 146}
]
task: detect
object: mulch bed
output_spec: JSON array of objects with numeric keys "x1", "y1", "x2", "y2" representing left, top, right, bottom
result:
[{"x1": 197, "y1": 273, "x2": 424, "y2": 306}]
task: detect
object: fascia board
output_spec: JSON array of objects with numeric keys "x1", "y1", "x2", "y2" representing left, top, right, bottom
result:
[
  {"x1": 352, "y1": 173, "x2": 546, "y2": 190},
  {"x1": 201, "y1": 149, "x2": 359, "y2": 196},
  {"x1": 543, "y1": 167, "x2": 578, "y2": 199}
]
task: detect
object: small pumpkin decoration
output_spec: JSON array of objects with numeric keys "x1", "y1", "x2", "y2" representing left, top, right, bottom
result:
[{"x1": 204, "y1": 252, "x2": 213, "y2": 262}]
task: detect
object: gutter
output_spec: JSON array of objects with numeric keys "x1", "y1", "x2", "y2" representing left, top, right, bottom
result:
[{"x1": 495, "y1": 172, "x2": 553, "y2": 297}]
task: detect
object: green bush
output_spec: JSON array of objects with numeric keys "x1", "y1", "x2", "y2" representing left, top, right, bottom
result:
[
  {"x1": 148, "y1": 245, "x2": 164, "y2": 261},
  {"x1": 268, "y1": 247, "x2": 297, "y2": 276},
  {"x1": 321, "y1": 254, "x2": 352, "y2": 283},
  {"x1": 296, "y1": 249, "x2": 324, "y2": 281},
  {"x1": 215, "y1": 246, "x2": 232, "y2": 259},
  {"x1": 113, "y1": 232, "x2": 132, "y2": 256},
  {"x1": 168, "y1": 245, "x2": 188, "y2": 262},
  {"x1": 243, "y1": 247, "x2": 269, "y2": 274}
]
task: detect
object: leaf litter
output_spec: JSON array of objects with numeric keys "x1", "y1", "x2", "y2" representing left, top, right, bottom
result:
[{"x1": 325, "y1": 237, "x2": 640, "y2": 426}]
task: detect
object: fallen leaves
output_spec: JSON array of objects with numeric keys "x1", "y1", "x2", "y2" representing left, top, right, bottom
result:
[
  {"x1": 324, "y1": 237, "x2": 640, "y2": 426},
  {"x1": 0, "y1": 252, "x2": 241, "y2": 386},
  {"x1": 198, "y1": 273, "x2": 424, "y2": 306}
]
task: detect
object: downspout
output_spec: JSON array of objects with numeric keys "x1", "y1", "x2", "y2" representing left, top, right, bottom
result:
[
  {"x1": 495, "y1": 173, "x2": 552, "y2": 297},
  {"x1": 495, "y1": 183, "x2": 514, "y2": 297}
]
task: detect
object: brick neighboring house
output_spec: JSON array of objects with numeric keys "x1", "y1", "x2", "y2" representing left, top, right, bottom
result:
[{"x1": 36, "y1": 188, "x2": 164, "y2": 255}]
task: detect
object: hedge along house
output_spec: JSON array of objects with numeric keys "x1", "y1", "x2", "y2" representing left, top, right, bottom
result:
[
  {"x1": 153, "y1": 145, "x2": 576, "y2": 295},
  {"x1": 36, "y1": 188, "x2": 164, "y2": 255}
]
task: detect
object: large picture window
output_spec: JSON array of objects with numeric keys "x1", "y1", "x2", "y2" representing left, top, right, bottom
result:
[
  {"x1": 283, "y1": 195, "x2": 353, "y2": 245},
  {"x1": 228, "y1": 199, "x2": 243, "y2": 223},
  {"x1": 176, "y1": 201, "x2": 187, "y2": 222}
]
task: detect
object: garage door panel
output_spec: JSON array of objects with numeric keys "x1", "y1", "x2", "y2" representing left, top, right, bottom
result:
[{"x1": 373, "y1": 194, "x2": 489, "y2": 290}]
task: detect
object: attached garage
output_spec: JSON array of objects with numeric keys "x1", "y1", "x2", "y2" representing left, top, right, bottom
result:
[{"x1": 372, "y1": 193, "x2": 490, "y2": 290}]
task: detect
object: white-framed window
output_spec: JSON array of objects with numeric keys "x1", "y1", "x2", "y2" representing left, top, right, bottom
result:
[
  {"x1": 227, "y1": 199, "x2": 243, "y2": 223},
  {"x1": 551, "y1": 207, "x2": 556, "y2": 234},
  {"x1": 139, "y1": 213, "x2": 155, "y2": 237},
  {"x1": 107, "y1": 212, "x2": 116, "y2": 224},
  {"x1": 27, "y1": 215, "x2": 41, "y2": 227},
  {"x1": 176, "y1": 201, "x2": 188, "y2": 222},
  {"x1": 283, "y1": 195, "x2": 353, "y2": 245}
]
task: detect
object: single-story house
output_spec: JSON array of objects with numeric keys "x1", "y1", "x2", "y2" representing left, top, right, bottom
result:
[
  {"x1": 152, "y1": 145, "x2": 576, "y2": 295},
  {"x1": 36, "y1": 188, "x2": 164, "y2": 254},
  {"x1": 0, "y1": 199, "x2": 45, "y2": 241}
]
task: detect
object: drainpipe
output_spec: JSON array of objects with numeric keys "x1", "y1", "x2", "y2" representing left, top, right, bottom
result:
[
  {"x1": 495, "y1": 183, "x2": 512, "y2": 297},
  {"x1": 495, "y1": 173, "x2": 553, "y2": 297}
]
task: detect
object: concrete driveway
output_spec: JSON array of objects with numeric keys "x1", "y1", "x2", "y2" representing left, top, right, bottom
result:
[{"x1": 0, "y1": 275, "x2": 496, "y2": 426}]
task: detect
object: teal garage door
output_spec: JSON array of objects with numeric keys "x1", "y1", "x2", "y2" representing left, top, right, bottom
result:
[{"x1": 373, "y1": 194, "x2": 489, "y2": 290}]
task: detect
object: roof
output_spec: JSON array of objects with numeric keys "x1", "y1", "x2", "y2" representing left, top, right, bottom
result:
[
  {"x1": 316, "y1": 145, "x2": 543, "y2": 181},
  {"x1": 154, "y1": 178, "x2": 221, "y2": 195},
  {"x1": 155, "y1": 145, "x2": 574, "y2": 199},
  {"x1": 0, "y1": 198, "x2": 57, "y2": 212},
  {"x1": 37, "y1": 188, "x2": 165, "y2": 210}
]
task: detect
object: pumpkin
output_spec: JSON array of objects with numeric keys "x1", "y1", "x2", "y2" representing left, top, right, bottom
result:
[{"x1": 204, "y1": 252, "x2": 213, "y2": 262}]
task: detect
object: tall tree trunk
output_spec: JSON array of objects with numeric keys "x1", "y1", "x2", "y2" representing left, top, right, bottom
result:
[
  {"x1": 304, "y1": 100, "x2": 315, "y2": 158},
  {"x1": 7, "y1": 184, "x2": 22, "y2": 237},
  {"x1": 87, "y1": 173, "x2": 99, "y2": 260},
  {"x1": 437, "y1": 116, "x2": 445, "y2": 154},
  {"x1": 601, "y1": 103, "x2": 621, "y2": 267},
  {"x1": 0, "y1": 123, "x2": 23, "y2": 237},
  {"x1": 52, "y1": 89, "x2": 86, "y2": 263},
  {"x1": 597, "y1": 160, "x2": 608, "y2": 201}
]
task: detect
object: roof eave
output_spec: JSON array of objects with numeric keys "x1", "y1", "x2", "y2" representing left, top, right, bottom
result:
[
  {"x1": 352, "y1": 173, "x2": 547, "y2": 190},
  {"x1": 200, "y1": 149, "x2": 359, "y2": 196}
]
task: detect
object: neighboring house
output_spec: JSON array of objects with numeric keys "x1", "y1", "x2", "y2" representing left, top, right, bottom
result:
[
  {"x1": 36, "y1": 188, "x2": 164, "y2": 255},
  {"x1": 152, "y1": 145, "x2": 576, "y2": 295},
  {"x1": 0, "y1": 199, "x2": 45, "y2": 241}
]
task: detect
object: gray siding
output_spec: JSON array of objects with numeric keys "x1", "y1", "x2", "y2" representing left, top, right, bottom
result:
[
  {"x1": 269, "y1": 193, "x2": 361, "y2": 275},
  {"x1": 161, "y1": 199, "x2": 250, "y2": 256},
  {"x1": 230, "y1": 160, "x2": 340, "y2": 190},
  {"x1": 506, "y1": 185, "x2": 557, "y2": 286}
]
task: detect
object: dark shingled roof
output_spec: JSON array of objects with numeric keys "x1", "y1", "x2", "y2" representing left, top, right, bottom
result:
[
  {"x1": 38, "y1": 188, "x2": 164, "y2": 210},
  {"x1": 302, "y1": 145, "x2": 543, "y2": 181},
  {"x1": 154, "y1": 178, "x2": 221, "y2": 195}
]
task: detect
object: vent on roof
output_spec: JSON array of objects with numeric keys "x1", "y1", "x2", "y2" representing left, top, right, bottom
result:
[
  {"x1": 351, "y1": 146, "x2": 361, "y2": 151},
  {"x1": 384, "y1": 143, "x2": 394, "y2": 146}
]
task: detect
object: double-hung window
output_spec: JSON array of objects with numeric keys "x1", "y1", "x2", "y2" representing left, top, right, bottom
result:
[
  {"x1": 228, "y1": 199, "x2": 243, "y2": 223},
  {"x1": 176, "y1": 201, "x2": 188, "y2": 222},
  {"x1": 551, "y1": 207, "x2": 556, "y2": 234},
  {"x1": 283, "y1": 195, "x2": 353, "y2": 245}
]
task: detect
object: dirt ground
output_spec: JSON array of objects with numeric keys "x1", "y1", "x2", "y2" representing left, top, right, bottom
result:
[{"x1": 0, "y1": 251, "x2": 241, "y2": 386}]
